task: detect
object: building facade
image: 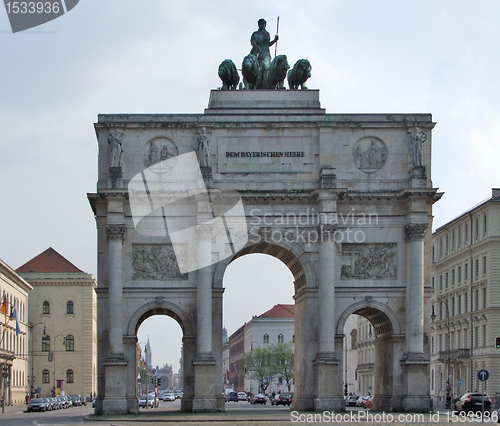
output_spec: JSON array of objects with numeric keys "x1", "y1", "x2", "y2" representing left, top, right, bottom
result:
[
  {"x1": 356, "y1": 316, "x2": 374, "y2": 397},
  {"x1": 431, "y1": 189, "x2": 500, "y2": 407},
  {"x1": 228, "y1": 304, "x2": 295, "y2": 395},
  {"x1": 0, "y1": 259, "x2": 31, "y2": 405},
  {"x1": 17, "y1": 248, "x2": 98, "y2": 399}
]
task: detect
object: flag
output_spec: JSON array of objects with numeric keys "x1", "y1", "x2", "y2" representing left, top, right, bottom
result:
[
  {"x1": 0, "y1": 294, "x2": 7, "y2": 329},
  {"x1": 13, "y1": 302, "x2": 20, "y2": 336}
]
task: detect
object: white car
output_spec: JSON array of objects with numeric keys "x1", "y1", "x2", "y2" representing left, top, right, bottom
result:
[
  {"x1": 237, "y1": 392, "x2": 247, "y2": 401},
  {"x1": 164, "y1": 392, "x2": 176, "y2": 401}
]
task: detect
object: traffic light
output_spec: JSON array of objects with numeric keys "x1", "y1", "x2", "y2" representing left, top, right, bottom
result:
[
  {"x1": 150, "y1": 377, "x2": 154, "y2": 384},
  {"x1": 157, "y1": 378, "x2": 161, "y2": 387},
  {"x1": 496, "y1": 336, "x2": 500, "y2": 349}
]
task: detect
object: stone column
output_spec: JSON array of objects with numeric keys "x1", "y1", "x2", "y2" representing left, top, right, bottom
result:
[
  {"x1": 405, "y1": 223, "x2": 428, "y2": 354},
  {"x1": 192, "y1": 224, "x2": 218, "y2": 412},
  {"x1": 314, "y1": 222, "x2": 343, "y2": 411},
  {"x1": 105, "y1": 223, "x2": 126, "y2": 355},
  {"x1": 401, "y1": 222, "x2": 431, "y2": 412}
]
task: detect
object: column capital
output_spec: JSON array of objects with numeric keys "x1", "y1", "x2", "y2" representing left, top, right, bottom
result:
[
  {"x1": 318, "y1": 223, "x2": 338, "y2": 238},
  {"x1": 106, "y1": 224, "x2": 127, "y2": 240},
  {"x1": 404, "y1": 223, "x2": 428, "y2": 241},
  {"x1": 196, "y1": 224, "x2": 214, "y2": 242}
]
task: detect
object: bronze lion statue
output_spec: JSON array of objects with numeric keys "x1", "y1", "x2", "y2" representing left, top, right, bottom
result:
[
  {"x1": 218, "y1": 59, "x2": 240, "y2": 90},
  {"x1": 287, "y1": 59, "x2": 312, "y2": 90},
  {"x1": 241, "y1": 54, "x2": 261, "y2": 89},
  {"x1": 261, "y1": 54, "x2": 289, "y2": 90}
]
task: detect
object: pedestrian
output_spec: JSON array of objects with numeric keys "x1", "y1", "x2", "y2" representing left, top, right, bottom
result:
[{"x1": 25, "y1": 393, "x2": 30, "y2": 405}]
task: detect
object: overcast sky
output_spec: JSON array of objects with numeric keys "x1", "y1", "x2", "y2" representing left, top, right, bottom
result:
[{"x1": 2, "y1": 0, "x2": 500, "y2": 372}]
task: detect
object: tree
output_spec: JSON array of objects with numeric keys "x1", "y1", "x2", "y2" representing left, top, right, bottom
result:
[
  {"x1": 271, "y1": 342, "x2": 294, "y2": 392},
  {"x1": 242, "y1": 347, "x2": 274, "y2": 394}
]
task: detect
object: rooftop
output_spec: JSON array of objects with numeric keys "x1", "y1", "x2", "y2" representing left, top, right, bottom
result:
[{"x1": 16, "y1": 247, "x2": 83, "y2": 274}]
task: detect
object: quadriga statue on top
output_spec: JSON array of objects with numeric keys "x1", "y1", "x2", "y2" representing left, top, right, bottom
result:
[{"x1": 217, "y1": 18, "x2": 311, "y2": 91}]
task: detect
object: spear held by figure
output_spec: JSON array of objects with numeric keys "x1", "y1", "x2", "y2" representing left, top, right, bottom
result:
[{"x1": 274, "y1": 16, "x2": 280, "y2": 58}]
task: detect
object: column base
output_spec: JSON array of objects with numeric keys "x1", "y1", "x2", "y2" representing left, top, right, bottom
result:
[
  {"x1": 400, "y1": 353, "x2": 431, "y2": 412},
  {"x1": 292, "y1": 395, "x2": 315, "y2": 411},
  {"x1": 314, "y1": 353, "x2": 344, "y2": 411},
  {"x1": 192, "y1": 354, "x2": 222, "y2": 412},
  {"x1": 102, "y1": 353, "x2": 129, "y2": 415}
]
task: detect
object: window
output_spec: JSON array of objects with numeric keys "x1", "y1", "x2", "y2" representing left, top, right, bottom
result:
[
  {"x1": 41, "y1": 335, "x2": 50, "y2": 352},
  {"x1": 65, "y1": 335, "x2": 74, "y2": 351},
  {"x1": 452, "y1": 269, "x2": 455, "y2": 286},
  {"x1": 292, "y1": 334, "x2": 295, "y2": 344},
  {"x1": 445, "y1": 273, "x2": 449, "y2": 289},
  {"x1": 482, "y1": 325, "x2": 486, "y2": 347},
  {"x1": 263, "y1": 334, "x2": 269, "y2": 344},
  {"x1": 484, "y1": 214, "x2": 487, "y2": 235},
  {"x1": 475, "y1": 217, "x2": 479, "y2": 240},
  {"x1": 278, "y1": 334, "x2": 284, "y2": 343},
  {"x1": 42, "y1": 301, "x2": 50, "y2": 314},
  {"x1": 431, "y1": 369, "x2": 434, "y2": 390},
  {"x1": 458, "y1": 295, "x2": 462, "y2": 315},
  {"x1": 465, "y1": 263, "x2": 468, "y2": 280},
  {"x1": 475, "y1": 290, "x2": 479, "y2": 311},
  {"x1": 458, "y1": 266, "x2": 462, "y2": 283},
  {"x1": 432, "y1": 246, "x2": 435, "y2": 262},
  {"x1": 458, "y1": 226, "x2": 462, "y2": 247},
  {"x1": 464, "y1": 293, "x2": 468, "y2": 313},
  {"x1": 452, "y1": 230, "x2": 455, "y2": 251},
  {"x1": 482, "y1": 288, "x2": 486, "y2": 309},
  {"x1": 445, "y1": 235, "x2": 449, "y2": 255},
  {"x1": 66, "y1": 369, "x2": 74, "y2": 383},
  {"x1": 465, "y1": 223, "x2": 468, "y2": 243},
  {"x1": 66, "y1": 301, "x2": 74, "y2": 314},
  {"x1": 42, "y1": 369, "x2": 50, "y2": 383},
  {"x1": 483, "y1": 256, "x2": 487, "y2": 274},
  {"x1": 474, "y1": 327, "x2": 479, "y2": 348},
  {"x1": 432, "y1": 277, "x2": 435, "y2": 293},
  {"x1": 452, "y1": 297, "x2": 455, "y2": 316},
  {"x1": 431, "y1": 336, "x2": 435, "y2": 354},
  {"x1": 475, "y1": 259, "x2": 479, "y2": 276},
  {"x1": 439, "y1": 275, "x2": 443, "y2": 290}
]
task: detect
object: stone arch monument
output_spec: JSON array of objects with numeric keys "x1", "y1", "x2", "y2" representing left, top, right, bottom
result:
[{"x1": 89, "y1": 86, "x2": 440, "y2": 414}]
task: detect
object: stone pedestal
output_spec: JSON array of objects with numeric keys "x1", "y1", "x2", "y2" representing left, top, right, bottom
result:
[
  {"x1": 108, "y1": 166, "x2": 123, "y2": 189},
  {"x1": 400, "y1": 355, "x2": 431, "y2": 412},
  {"x1": 102, "y1": 354, "x2": 128, "y2": 415},
  {"x1": 192, "y1": 356, "x2": 218, "y2": 412},
  {"x1": 409, "y1": 166, "x2": 427, "y2": 188},
  {"x1": 313, "y1": 353, "x2": 344, "y2": 411}
]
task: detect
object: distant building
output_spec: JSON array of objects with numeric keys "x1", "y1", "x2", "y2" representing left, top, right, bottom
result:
[
  {"x1": 431, "y1": 189, "x2": 500, "y2": 407},
  {"x1": 228, "y1": 304, "x2": 295, "y2": 395},
  {"x1": 17, "y1": 248, "x2": 97, "y2": 399},
  {"x1": 0, "y1": 259, "x2": 32, "y2": 405},
  {"x1": 355, "y1": 316, "x2": 374, "y2": 396}
]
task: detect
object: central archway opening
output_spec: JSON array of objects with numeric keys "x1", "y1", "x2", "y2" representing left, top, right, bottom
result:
[{"x1": 222, "y1": 243, "x2": 305, "y2": 403}]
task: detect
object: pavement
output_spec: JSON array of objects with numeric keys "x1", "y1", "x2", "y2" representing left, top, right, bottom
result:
[{"x1": 83, "y1": 406, "x2": 499, "y2": 425}]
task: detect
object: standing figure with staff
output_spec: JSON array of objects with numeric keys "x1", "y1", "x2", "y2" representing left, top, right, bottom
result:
[{"x1": 250, "y1": 18, "x2": 279, "y2": 70}]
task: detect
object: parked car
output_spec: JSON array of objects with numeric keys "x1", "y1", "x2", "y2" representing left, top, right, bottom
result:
[
  {"x1": 69, "y1": 395, "x2": 82, "y2": 407},
  {"x1": 237, "y1": 392, "x2": 247, "y2": 401},
  {"x1": 42, "y1": 398, "x2": 53, "y2": 411},
  {"x1": 454, "y1": 393, "x2": 492, "y2": 414},
  {"x1": 346, "y1": 395, "x2": 357, "y2": 407},
  {"x1": 81, "y1": 396, "x2": 87, "y2": 406},
  {"x1": 250, "y1": 394, "x2": 267, "y2": 405},
  {"x1": 27, "y1": 398, "x2": 49, "y2": 412},
  {"x1": 272, "y1": 393, "x2": 292, "y2": 406},
  {"x1": 356, "y1": 396, "x2": 369, "y2": 407},
  {"x1": 225, "y1": 391, "x2": 239, "y2": 402},
  {"x1": 363, "y1": 396, "x2": 373, "y2": 409},
  {"x1": 57, "y1": 396, "x2": 68, "y2": 409}
]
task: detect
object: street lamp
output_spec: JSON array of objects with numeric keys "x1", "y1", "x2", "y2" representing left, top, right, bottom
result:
[
  {"x1": 29, "y1": 322, "x2": 46, "y2": 398},
  {"x1": 52, "y1": 334, "x2": 66, "y2": 396},
  {"x1": 431, "y1": 300, "x2": 451, "y2": 409}
]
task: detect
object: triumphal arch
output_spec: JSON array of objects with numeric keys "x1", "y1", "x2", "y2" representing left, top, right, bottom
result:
[{"x1": 89, "y1": 33, "x2": 439, "y2": 414}]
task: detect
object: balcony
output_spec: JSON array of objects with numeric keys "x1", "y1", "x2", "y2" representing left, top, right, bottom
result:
[{"x1": 437, "y1": 348, "x2": 471, "y2": 362}]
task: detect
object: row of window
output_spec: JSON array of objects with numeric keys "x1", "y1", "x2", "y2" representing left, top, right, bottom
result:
[
  {"x1": 41, "y1": 335, "x2": 75, "y2": 351},
  {"x1": 0, "y1": 328, "x2": 25, "y2": 355},
  {"x1": 433, "y1": 213, "x2": 488, "y2": 261},
  {"x1": 262, "y1": 334, "x2": 294, "y2": 344},
  {"x1": 433, "y1": 287, "x2": 487, "y2": 320},
  {"x1": 0, "y1": 288, "x2": 26, "y2": 323},
  {"x1": 431, "y1": 325, "x2": 488, "y2": 352},
  {"x1": 432, "y1": 257, "x2": 487, "y2": 293},
  {"x1": 41, "y1": 369, "x2": 74, "y2": 384},
  {"x1": 42, "y1": 301, "x2": 74, "y2": 315}
]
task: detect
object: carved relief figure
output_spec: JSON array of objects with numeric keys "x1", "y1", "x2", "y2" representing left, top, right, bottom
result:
[
  {"x1": 406, "y1": 127, "x2": 427, "y2": 167},
  {"x1": 108, "y1": 130, "x2": 124, "y2": 167},
  {"x1": 196, "y1": 127, "x2": 211, "y2": 167},
  {"x1": 143, "y1": 138, "x2": 178, "y2": 168},
  {"x1": 353, "y1": 138, "x2": 388, "y2": 172},
  {"x1": 132, "y1": 246, "x2": 185, "y2": 279},
  {"x1": 250, "y1": 18, "x2": 278, "y2": 71},
  {"x1": 341, "y1": 243, "x2": 397, "y2": 279}
]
